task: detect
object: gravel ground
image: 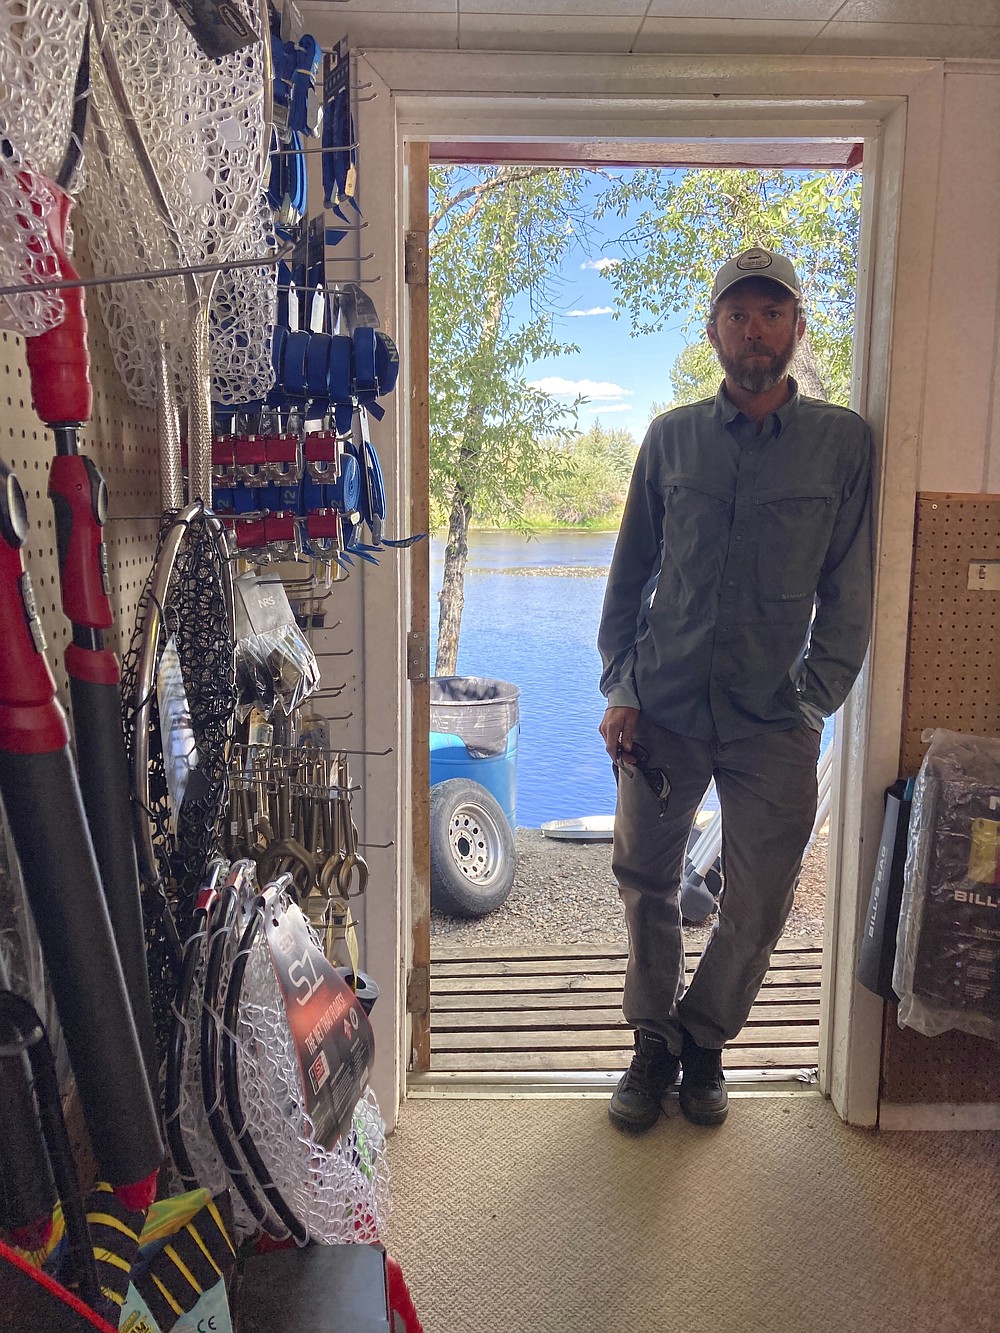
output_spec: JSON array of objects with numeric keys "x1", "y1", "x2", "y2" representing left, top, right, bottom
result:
[{"x1": 430, "y1": 824, "x2": 829, "y2": 951}]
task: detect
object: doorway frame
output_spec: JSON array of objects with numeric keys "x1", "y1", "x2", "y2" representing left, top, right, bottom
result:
[{"x1": 353, "y1": 50, "x2": 944, "y2": 1128}]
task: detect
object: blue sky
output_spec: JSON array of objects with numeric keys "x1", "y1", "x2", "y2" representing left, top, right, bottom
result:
[{"x1": 516, "y1": 171, "x2": 699, "y2": 442}]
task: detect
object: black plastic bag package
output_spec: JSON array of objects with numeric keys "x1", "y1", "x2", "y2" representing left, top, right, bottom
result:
[{"x1": 893, "y1": 728, "x2": 1000, "y2": 1041}]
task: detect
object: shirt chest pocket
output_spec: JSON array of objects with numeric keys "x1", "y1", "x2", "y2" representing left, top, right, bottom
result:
[
  {"x1": 662, "y1": 474, "x2": 734, "y2": 558},
  {"x1": 753, "y1": 485, "x2": 836, "y2": 602}
]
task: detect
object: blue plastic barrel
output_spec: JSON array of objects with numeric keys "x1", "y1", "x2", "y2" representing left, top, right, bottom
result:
[{"x1": 429, "y1": 676, "x2": 519, "y2": 832}]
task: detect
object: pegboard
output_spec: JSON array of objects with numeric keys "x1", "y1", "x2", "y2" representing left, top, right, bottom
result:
[
  {"x1": 0, "y1": 214, "x2": 165, "y2": 716},
  {"x1": 882, "y1": 492, "x2": 1000, "y2": 1107},
  {"x1": 900, "y1": 494, "x2": 1000, "y2": 775}
]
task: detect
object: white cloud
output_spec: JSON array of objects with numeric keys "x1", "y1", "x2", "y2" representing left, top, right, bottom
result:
[
  {"x1": 581, "y1": 402, "x2": 633, "y2": 414},
  {"x1": 566, "y1": 306, "x2": 614, "y2": 318},
  {"x1": 528, "y1": 377, "x2": 633, "y2": 402},
  {"x1": 580, "y1": 257, "x2": 621, "y2": 272}
]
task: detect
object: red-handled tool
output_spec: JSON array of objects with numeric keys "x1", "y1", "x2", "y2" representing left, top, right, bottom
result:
[
  {"x1": 0, "y1": 458, "x2": 162, "y2": 1205},
  {"x1": 20, "y1": 76, "x2": 158, "y2": 1095}
]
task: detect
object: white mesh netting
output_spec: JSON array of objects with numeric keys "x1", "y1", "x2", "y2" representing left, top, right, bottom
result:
[
  {"x1": 210, "y1": 196, "x2": 277, "y2": 408},
  {"x1": 167, "y1": 913, "x2": 261, "y2": 1243},
  {"x1": 234, "y1": 897, "x2": 391, "y2": 1245},
  {"x1": 91, "y1": 0, "x2": 267, "y2": 273},
  {"x1": 81, "y1": 53, "x2": 187, "y2": 409},
  {"x1": 0, "y1": 0, "x2": 88, "y2": 335},
  {"x1": 89, "y1": 0, "x2": 269, "y2": 498}
]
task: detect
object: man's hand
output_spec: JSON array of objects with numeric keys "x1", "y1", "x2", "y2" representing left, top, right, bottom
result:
[{"x1": 599, "y1": 706, "x2": 640, "y2": 764}]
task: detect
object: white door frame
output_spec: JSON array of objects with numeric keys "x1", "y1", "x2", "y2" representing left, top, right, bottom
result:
[{"x1": 353, "y1": 50, "x2": 945, "y2": 1127}]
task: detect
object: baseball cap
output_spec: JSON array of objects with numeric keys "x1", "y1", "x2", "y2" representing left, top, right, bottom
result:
[{"x1": 710, "y1": 247, "x2": 801, "y2": 305}]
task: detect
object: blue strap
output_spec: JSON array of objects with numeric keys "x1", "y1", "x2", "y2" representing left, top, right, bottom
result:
[
  {"x1": 327, "y1": 334, "x2": 353, "y2": 403},
  {"x1": 306, "y1": 333, "x2": 332, "y2": 398},
  {"x1": 365, "y1": 438, "x2": 385, "y2": 523},
  {"x1": 352, "y1": 328, "x2": 377, "y2": 398},
  {"x1": 374, "y1": 331, "x2": 399, "y2": 397},
  {"x1": 282, "y1": 330, "x2": 310, "y2": 395},
  {"x1": 330, "y1": 452, "x2": 361, "y2": 512}
]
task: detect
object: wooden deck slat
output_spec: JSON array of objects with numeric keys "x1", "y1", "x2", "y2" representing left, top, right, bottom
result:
[
  {"x1": 432, "y1": 966, "x2": 822, "y2": 995},
  {"x1": 430, "y1": 1048, "x2": 817, "y2": 1073},
  {"x1": 431, "y1": 938, "x2": 822, "y2": 962},
  {"x1": 431, "y1": 1024, "x2": 820, "y2": 1053},
  {"x1": 431, "y1": 950, "x2": 821, "y2": 979},
  {"x1": 431, "y1": 984, "x2": 822, "y2": 1012},
  {"x1": 432, "y1": 1005, "x2": 819, "y2": 1033}
]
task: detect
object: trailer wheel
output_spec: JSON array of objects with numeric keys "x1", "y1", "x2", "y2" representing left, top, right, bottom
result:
[{"x1": 429, "y1": 779, "x2": 516, "y2": 917}]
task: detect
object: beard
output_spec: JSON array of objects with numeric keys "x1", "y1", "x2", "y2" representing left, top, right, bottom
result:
[{"x1": 717, "y1": 327, "x2": 798, "y2": 393}]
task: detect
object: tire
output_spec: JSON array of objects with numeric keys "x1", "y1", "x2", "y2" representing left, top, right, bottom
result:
[{"x1": 429, "y1": 778, "x2": 516, "y2": 918}]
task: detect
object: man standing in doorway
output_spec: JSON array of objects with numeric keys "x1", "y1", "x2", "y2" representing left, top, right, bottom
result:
[{"x1": 597, "y1": 246, "x2": 874, "y2": 1133}]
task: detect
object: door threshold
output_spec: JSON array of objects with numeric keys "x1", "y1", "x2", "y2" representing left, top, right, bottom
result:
[{"x1": 406, "y1": 1068, "x2": 822, "y2": 1099}]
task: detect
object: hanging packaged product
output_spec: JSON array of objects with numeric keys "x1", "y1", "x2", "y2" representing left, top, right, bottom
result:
[
  {"x1": 233, "y1": 571, "x2": 321, "y2": 720},
  {"x1": 893, "y1": 728, "x2": 1000, "y2": 1041}
]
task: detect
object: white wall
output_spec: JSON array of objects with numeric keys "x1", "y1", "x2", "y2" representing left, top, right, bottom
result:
[{"x1": 918, "y1": 66, "x2": 1000, "y2": 493}]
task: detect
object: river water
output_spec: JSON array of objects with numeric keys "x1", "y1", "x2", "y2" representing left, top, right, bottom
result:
[{"x1": 430, "y1": 531, "x2": 618, "y2": 828}]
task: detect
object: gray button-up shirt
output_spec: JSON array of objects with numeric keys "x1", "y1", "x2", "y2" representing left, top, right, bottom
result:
[{"x1": 598, "y1": 380, "x2": 874, "y2": 742}]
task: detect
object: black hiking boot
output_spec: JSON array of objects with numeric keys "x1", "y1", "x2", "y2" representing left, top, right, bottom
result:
[
  {"x1": 608, "y1": 1030, "x2": 679, "y2": 1135},
  {"x1": 679, "y1": 1028, "x2": 729, "y2": 1126}
]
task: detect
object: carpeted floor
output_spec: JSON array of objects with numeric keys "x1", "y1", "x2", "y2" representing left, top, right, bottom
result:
[{"x1": 385, "y1": 1093, "x2": 999, "y2": 1333}]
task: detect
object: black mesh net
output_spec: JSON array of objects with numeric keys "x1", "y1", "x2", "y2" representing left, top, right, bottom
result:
[{"x1": 121, "y1": 508, "x2": 237, "y2": 1059}]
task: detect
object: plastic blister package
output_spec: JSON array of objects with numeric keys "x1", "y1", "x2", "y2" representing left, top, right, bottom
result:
[
  {"x1": 234, "y1": 573, "x2": 320, "y2": 721},
  {"x1": 893, "y1": 728, "x2": 1000, "y2": 1041}
]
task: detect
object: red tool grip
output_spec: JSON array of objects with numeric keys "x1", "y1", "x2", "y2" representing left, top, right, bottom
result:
[
  {"x1": 65, "y1": 643, "x2": 120, "y2": 687},
  {"x1": 48, "y1": 456, "x2": 112, "y2": 629},
  {"x1": 22, "y1": 181, "x2": 92, "y2": 428},
  {"x1": 0, "y1": 469, "x2": 68, "y2": 755}
]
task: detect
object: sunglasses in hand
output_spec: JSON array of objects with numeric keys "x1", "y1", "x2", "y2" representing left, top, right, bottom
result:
[{"x1": 616, "y1": 741, "x2": 671, "y2": 818}]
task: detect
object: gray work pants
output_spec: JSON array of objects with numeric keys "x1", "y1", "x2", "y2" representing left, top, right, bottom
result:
[{"x1": 613, "y1": 718, "x2": 821, "y2": 1054}]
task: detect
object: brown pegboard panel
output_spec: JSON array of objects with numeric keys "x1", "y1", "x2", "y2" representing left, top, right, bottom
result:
[
  {"x1": 0, "y1": 223, "x2": 163, "y2": 709},
  {"x1": 882, "y1": 492, "x2": 1000, "y2": 1108},
  {"x1": 900, "y1": 494, "x2": 1000, "y2": 774}
]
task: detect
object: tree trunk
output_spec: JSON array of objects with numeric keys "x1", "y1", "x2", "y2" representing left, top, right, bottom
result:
[
  {"x1": 792, "y1": 332, "x2": 827, "y2": 400},
  {"x1": 435, "y1": 481, "x2": 473, "y2": 676},
  {"x1": 433, "y1": 182, "x2": 514, "y2": 673}
]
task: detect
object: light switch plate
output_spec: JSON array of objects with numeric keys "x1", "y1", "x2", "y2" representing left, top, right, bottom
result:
[{"x1": 967, "y1": 560, "x2": 1000, "y2": 590}]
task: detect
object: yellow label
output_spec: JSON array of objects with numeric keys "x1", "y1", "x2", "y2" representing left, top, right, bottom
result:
[
  {"x1": 968, "y1": 817, "x2": 1000, "y2": 884},
  {"x1": 120, "y1": 1312, "x2": 156, "y2": 1333}
]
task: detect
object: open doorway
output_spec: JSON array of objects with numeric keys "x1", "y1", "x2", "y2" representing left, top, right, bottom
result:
[{"x1": 412, "y1": 148, "x2": 864, "y2": 1089}]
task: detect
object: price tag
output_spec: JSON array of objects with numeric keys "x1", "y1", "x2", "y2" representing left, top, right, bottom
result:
[{"x1": 265, "y1": 899, "x2": 375, "y2": 1149}]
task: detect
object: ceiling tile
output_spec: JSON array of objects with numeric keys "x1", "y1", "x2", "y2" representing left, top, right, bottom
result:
[
  {"x1": 832, "y1": 0, "x2": 1000, "y2": 24},
  {"x1": 647, "y1": 0, "x2": 841, "y2": 17},
  {"x1": 302, "y1": 0, "x2": 456, "y2": 13},
  {"x1": 460, "y1": 0, "x2": 648, "y2": 13},
  {"x1": 636, "y1": 17, "x2": 825, "y2": 54},
  {"x1": 323, "y1": 9, "x2": 459, "y2": 48},
  {"x1": 807, "y1": 21, "x2": 1000, "y2": 57},
  {"x1": 458, "y1": 13, "x2": 639, "y2": 52}
]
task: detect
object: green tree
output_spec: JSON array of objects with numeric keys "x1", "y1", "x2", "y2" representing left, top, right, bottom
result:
[
  {"x1": 429, "y1": 165, "x2": 591, "y2": 674},
  {"x1": 530, "y1": 419, "x2": 637, "y2": 526},
  {"x1": 668, "y1": 341, "x2": 721, "y2": 406},
  {"x1": 596, "y1": 168, "x2": 862, "y2": 405}
]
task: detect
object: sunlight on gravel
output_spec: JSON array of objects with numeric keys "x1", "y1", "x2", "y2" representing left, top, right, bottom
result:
[{"x1": 431, "y1": 827, "x2": 829, "y2": 952}]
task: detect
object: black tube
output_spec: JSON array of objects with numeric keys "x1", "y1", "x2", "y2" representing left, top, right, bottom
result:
[
  {"x1": 0, "y1": 996, "x2": 56, "y2": 1242},
  {"x1": 0, "y1": 746, "x2": 163, "y2": 1190},
  {"x1": 70, "y1": 674, "x2": 158, "y2": 1091},
  {"x1": 0, "y1": 992, "x2": 106, "y2": 1314}
]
